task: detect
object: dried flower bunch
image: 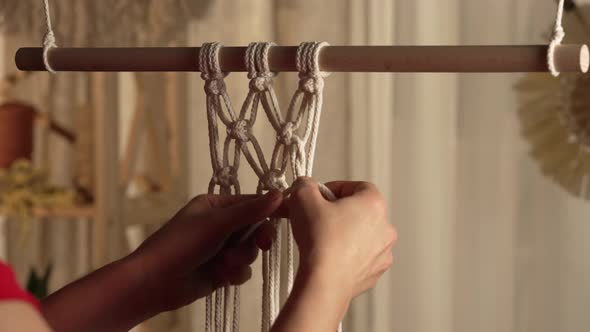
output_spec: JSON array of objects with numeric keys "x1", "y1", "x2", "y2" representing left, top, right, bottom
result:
[{"x1": 0, "y1": 159, "x2": 82, "y2": 238}]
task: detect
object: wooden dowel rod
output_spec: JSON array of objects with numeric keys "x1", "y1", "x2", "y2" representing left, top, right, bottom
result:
[{"x1": 15, "y1": 45, "x2": 589, "y2": 73}]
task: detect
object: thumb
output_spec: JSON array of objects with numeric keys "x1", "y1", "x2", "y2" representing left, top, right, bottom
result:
[
  {"x1": 214, "y1": 190, "x2": 283, "y2": 232},
  {"x1": 287, "y1": 177, "x2": 326, "y2": 214}
]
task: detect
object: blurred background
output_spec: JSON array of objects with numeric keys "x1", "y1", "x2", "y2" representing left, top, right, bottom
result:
[{"x1": 0, "y1": 0, "x2": 589, "y2": 331}]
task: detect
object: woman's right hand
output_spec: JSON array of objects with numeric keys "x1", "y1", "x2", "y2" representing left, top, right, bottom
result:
[{"x1": 287, "y1": 178, "x2": 397, "y2": 298}]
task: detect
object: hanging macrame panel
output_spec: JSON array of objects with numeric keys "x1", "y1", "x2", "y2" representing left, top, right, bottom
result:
[{"x1": 198, "y1": 41, "x2": 336, "y2": 332}]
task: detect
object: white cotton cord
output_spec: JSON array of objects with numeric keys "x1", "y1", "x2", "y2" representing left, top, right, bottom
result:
[
  {"x1": 318, "y1": 182, "x2": 337, "y2": 201},
  {"x1": 232, "y1": 287, "x2": 240, "y2": 332},
  {"x1": 223, "y1": 285, "x2": 231, "y2": 332},
  {"x1": 270, "y1": 219, "x2": 281, "y2": 323},
  {"x1": 215, "y1": 289, "x2": 223, "y2": 332},
  {"x1": 261, "y1": 249, "x2": 271, "y2": 332},
  {"x1": 548, "y1": 0, "x2": 566, "y2": 76},
  {"x1": 42, "y1": 0, "x2": 58, "y2": 73},
  {"x1": 205, "y1": 295, "x2": 213, "y2": 332}
]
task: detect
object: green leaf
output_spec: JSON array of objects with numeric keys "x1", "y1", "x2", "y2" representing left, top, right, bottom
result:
[{"x1": 25, "y1": 264, "x2": 53, "y2": 300}]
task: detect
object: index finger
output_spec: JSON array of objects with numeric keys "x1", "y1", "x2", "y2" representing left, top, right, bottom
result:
[
  {"x1": 183, "y1": 194, "x2": 263, "y2": 216},
  {"x1": 323, "y1": 181, "x2": 381, "y2": 199},
  {"x1": 206, "y1": 194, "x2": 262, "y2": 209}
]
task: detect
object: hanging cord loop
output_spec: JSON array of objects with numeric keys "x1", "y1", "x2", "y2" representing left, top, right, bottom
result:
[
  {"x1": 548, "y1": 0, "x2": 567, "y2": 76},
  {"x1": 42, "y1": 0, "x2": 58, "y2": 73},
  {"x1": 295, "y1": 42, "x2": 330, "y2": 176}
]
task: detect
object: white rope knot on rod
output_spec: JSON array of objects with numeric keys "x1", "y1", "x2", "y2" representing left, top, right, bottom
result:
[
  {"x1": 548, "y1": 0, "x2": 567, "y2": 76},
  {"x1": 42, "y1": 0, "x2": 58, "y2": 73}
]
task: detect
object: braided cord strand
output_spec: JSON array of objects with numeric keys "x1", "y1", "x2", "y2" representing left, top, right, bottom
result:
[{"x1": 548, "y1": 0, "x2": 566, "y2": 76}]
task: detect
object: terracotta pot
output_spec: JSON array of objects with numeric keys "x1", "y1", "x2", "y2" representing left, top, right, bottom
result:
[{"x1": 0, "y1": 102, "x2": 35, "y2": 168}]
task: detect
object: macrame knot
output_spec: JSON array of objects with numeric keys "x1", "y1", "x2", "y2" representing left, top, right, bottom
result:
[
  {"x1": 43, "y1": 30, "x2": 57, "y2": 49},
  {"x1": 553, "y1": 26, "x2": 566, "y2": 45},
  {"x1": 299, "y1": 76, "x2": 324, "y2": 94},
  {"x1": 227, "y1": 119, "x2": 252, "y2": 142},
  {"x1": 555, "y1": 26, "x2": 565, "y2": 38},
  {"x1": 42, "y1": 30, "x2": 57, "y2": 74},
  {"x1": 249, "y1": 76, "x2": 273, "y2": 92},
  {"x1": 213, "y1": 166, "x2": 236, "y2": 188},
  {"x1": 204, "y1": 78, "x2": 226, "y2": 95},
  {"x1": 261, "y1": 169, "x2": 288, "y2": 191},
  {"x1": 278, "y1": 122, "x2": 297, "y2": 145}
]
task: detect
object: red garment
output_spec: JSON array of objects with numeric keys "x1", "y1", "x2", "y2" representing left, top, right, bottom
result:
[{"x1": 0, "y1": 261, "x2": 41, "y2": 311}]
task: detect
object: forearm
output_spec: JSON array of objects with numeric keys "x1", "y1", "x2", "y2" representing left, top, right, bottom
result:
[
  {"x1": 0, "y1": 302, "x2": 52, "y2": 332},
  {"x1": 41, "y1": 255, "x2": 154, "y2": 332},
  {"x1": 272, "y1": 263, "x2": 351, "y2": 332}
]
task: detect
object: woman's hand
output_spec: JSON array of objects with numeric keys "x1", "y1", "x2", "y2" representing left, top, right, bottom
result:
[
  {"x1": 42, "y1": 191, "x2": 282, "y2": 332},
  {"x1": 132, "y1": 191, "x2": 283, "y2": 312},
  {"x1": 271, "y1": 178, "x2": 396, "y2": 332},
  {"x1": 288, "y1": 178, "x2": 396, "y2": 298}
]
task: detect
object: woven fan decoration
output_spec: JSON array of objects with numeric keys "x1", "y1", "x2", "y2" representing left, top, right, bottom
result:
[{"x1": 515, "y1": 4, "x2": 590, "y2": 198}]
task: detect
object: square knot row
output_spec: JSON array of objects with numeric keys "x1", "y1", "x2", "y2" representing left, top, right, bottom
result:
[
  {"x1": 203, "y1": 78, "x2": 227, "y2": 95},
  {"x1": 298, "y1": 76, "x2": 324, "y2": 94},
  {"x1": 261, "y1": 169, "x2": 288, "y2": 191},
  {"x1": 213, "y1": 166, "x2": 238, "y2": 188},
  {"x1": 227, "y1": 119, "x2": 252, "y2": 142},
  {"x1": 249, "y1": 76, "x2": 274, "y2": 92}
]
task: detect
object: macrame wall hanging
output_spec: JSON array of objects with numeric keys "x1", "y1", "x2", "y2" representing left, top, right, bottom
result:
[
  {"x1": 14, "y1": 0, "x2": 590, "y2": 331},
  {"x1": 199, "y1": 41, "x2": 336, "y2": 332}
]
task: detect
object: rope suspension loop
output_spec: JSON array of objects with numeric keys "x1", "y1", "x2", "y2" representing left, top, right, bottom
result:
[
  {"x1": 548, "y1": 0, "x2": 567, "y2": 76},
  {"x1": 42, "y1": 0, "x2": 58, "y2": 73}
]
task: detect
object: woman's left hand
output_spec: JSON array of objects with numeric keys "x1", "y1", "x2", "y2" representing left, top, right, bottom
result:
[{"x1": 131, "y1": 191, "x2": 282, "y2": 312}]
